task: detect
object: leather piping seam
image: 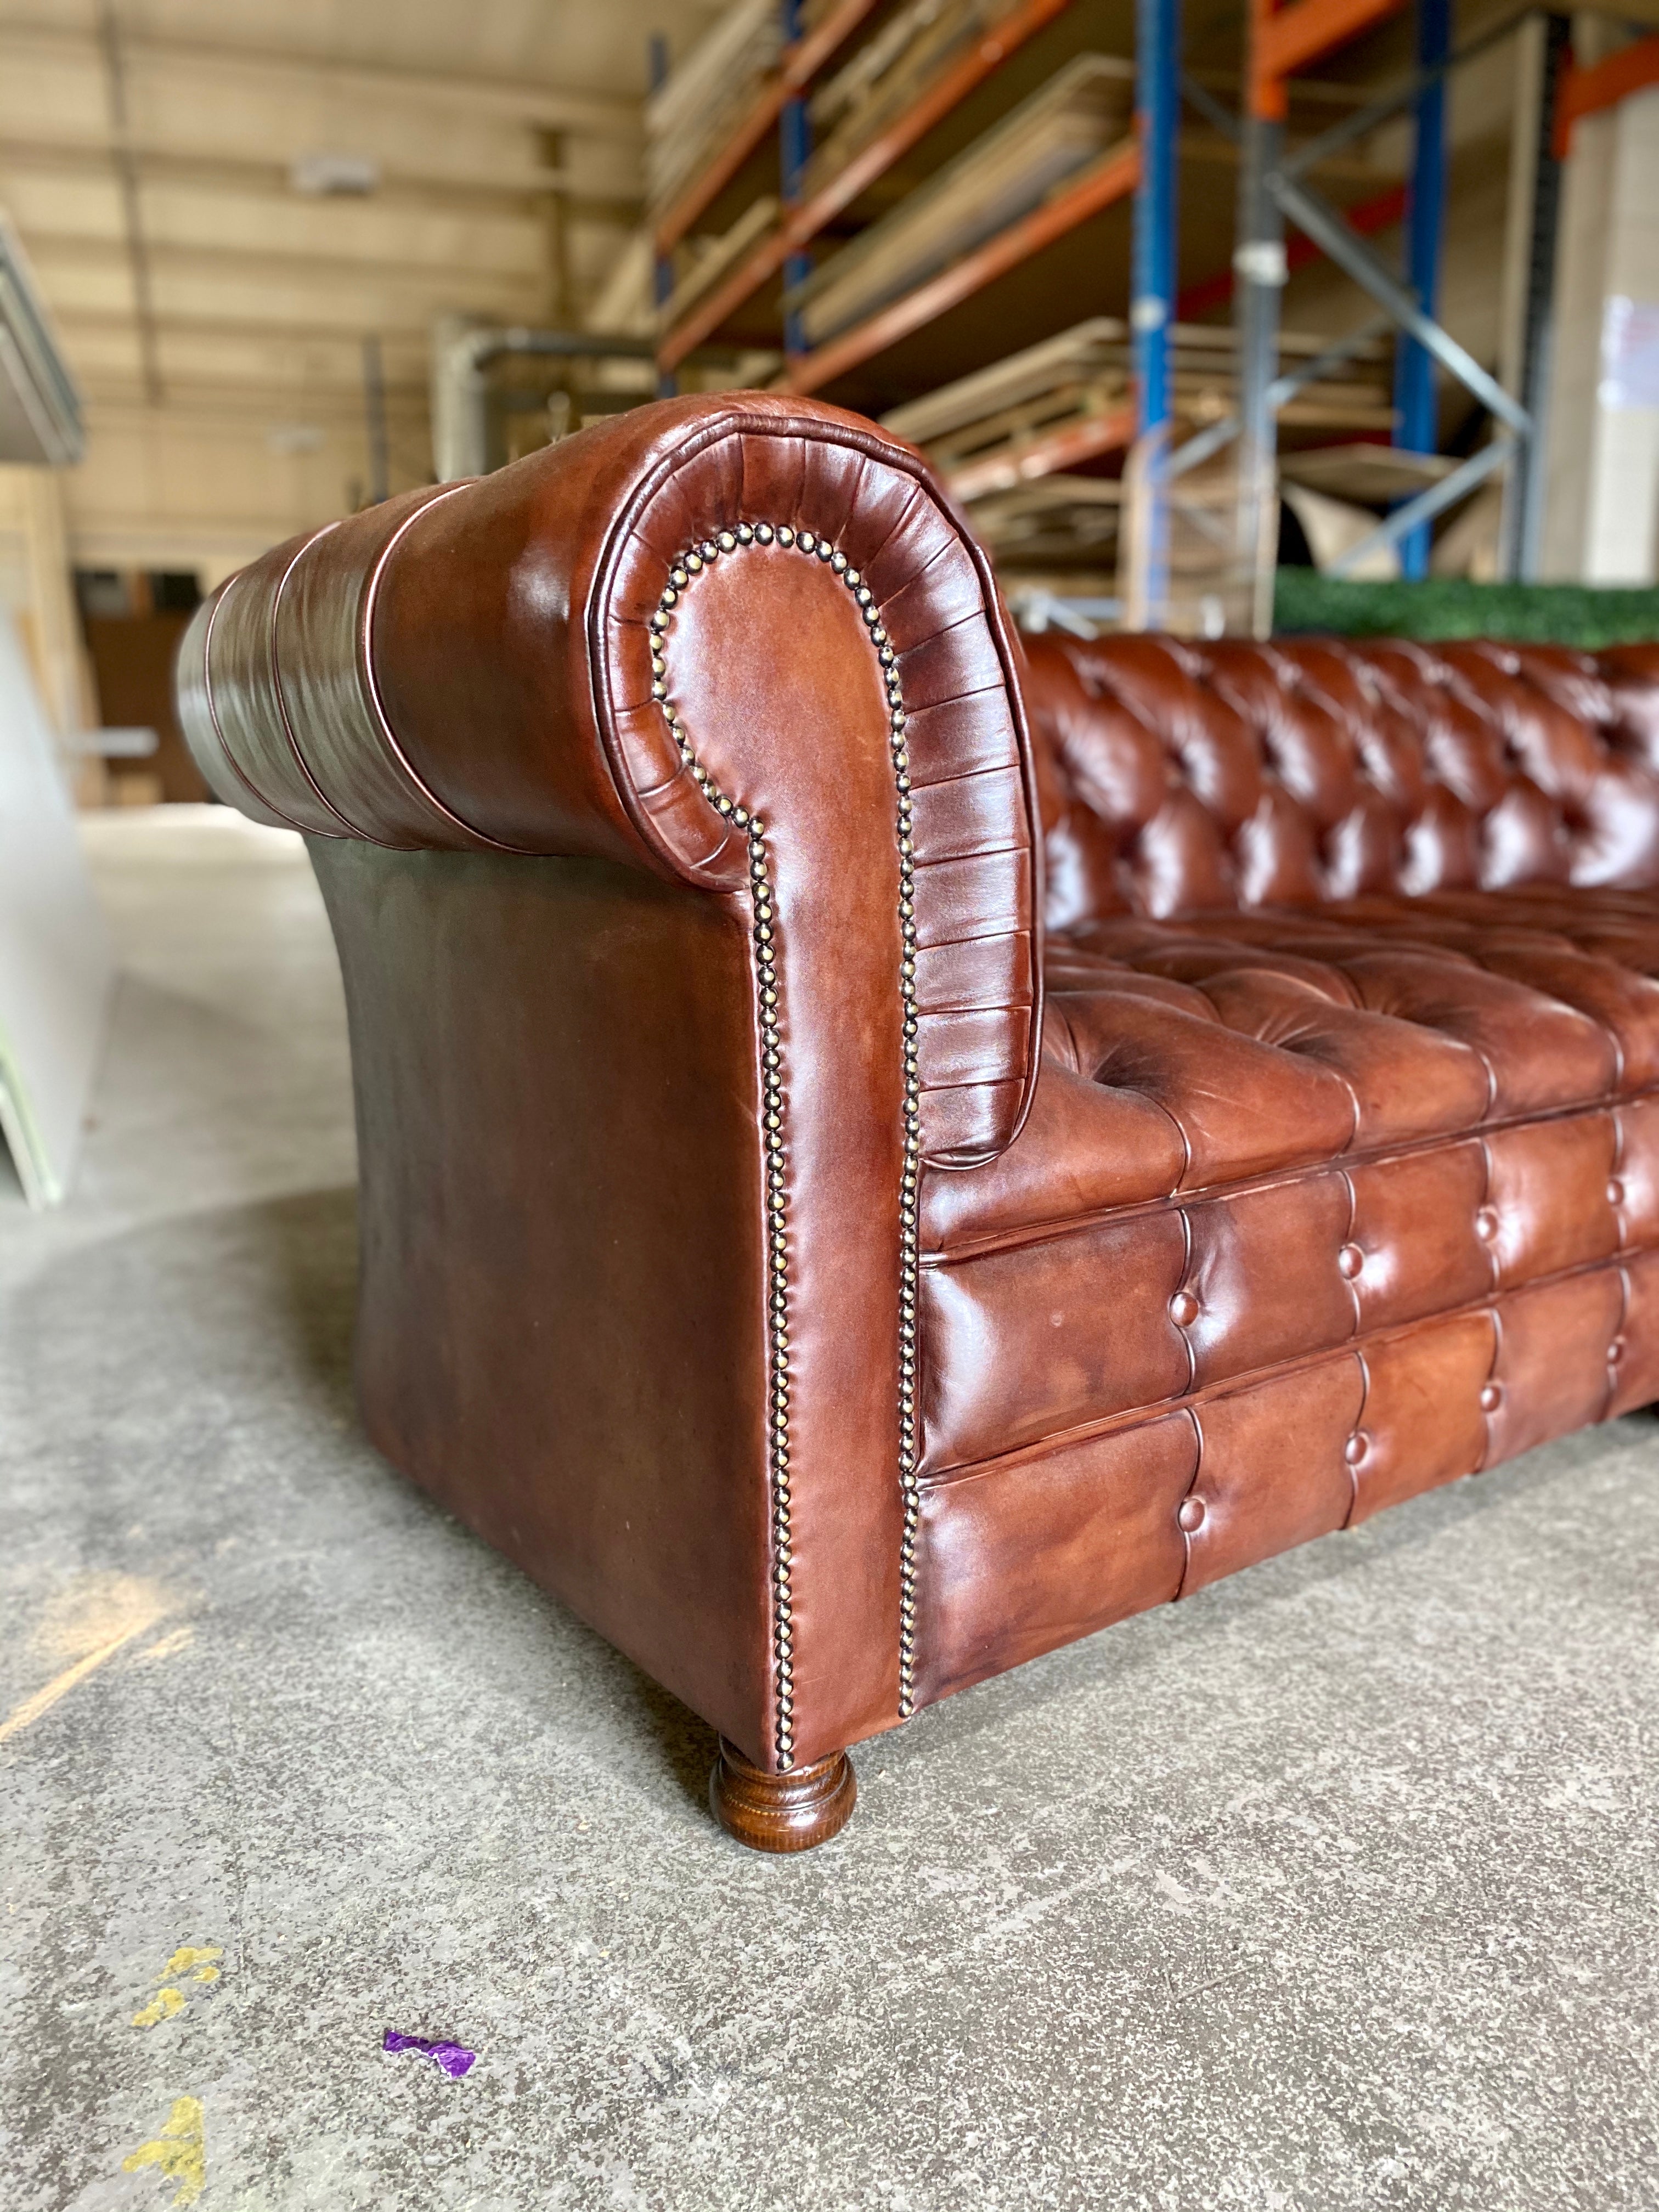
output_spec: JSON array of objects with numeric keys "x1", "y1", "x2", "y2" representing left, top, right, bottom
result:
[
  {"x1": 267, "y1": 520, "x2": 363, "y2": 842},
  {"x1": 199, "y1": 575, "x2": 317, "y2": 837},
  {"x1": 356, "y1": 483, "x2": 539, "y2": 856},
  {"x1": 919, "y1": 1236, "x2": 1647, "y2": 1491},
  {"x1": 646, "y1": 518, "x2": 923, "y2": 1754},
  {"x1": 583, "y1": 407, "x2": 1045, "y2": 1162},
  {"x1": 922, "y1": 1085, "x2": 1657, "y2": 1266}
]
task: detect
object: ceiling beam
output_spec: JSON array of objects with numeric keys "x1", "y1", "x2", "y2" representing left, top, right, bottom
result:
[
  {"x1": 27, "y1": 229, "x2": 550, "y2": 294},
  {"x1": 81, "y1": 379, "x2": 431, "y2": 413},
  {"x1": 55, "y1": 305, "x2": 447, "y2": 344},
  {"x1": 0, "y1": 21, "x2": 641, "y2": 138},
  {"x1": 0, "y1": 135, "x2": 642, "y2": 222}
]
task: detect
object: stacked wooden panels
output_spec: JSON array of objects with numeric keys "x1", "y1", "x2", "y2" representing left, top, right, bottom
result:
[
  {"x1": 645, "y1": 0, "x2": 784, "y2": 223},
  {"x1": 790, "y1": 54, "x2": 1133, "y2": 346},
  {"x1": 885, "y1": 317, "x2": 1394, "y2": 593},
  {"x1": 802, "y1": 0, "x2": 1028, "y2": 198}
]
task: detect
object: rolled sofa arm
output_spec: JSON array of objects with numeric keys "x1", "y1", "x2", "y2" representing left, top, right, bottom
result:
[
  {"x1": 177, "y1": 392, "x2": 1041, "y2": 1769},
  {"x1": 179, "y1": 392, "x2": 1040, "y2": 1162}
]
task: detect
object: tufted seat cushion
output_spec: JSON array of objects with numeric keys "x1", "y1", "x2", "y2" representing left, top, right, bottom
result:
[{"x1": 910, "y1": 639, "x2": 1659, "y2": 1712}]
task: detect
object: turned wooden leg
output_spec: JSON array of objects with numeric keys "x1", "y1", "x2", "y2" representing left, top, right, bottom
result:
[{"x1": 709, "y1": 1738, "x2": 857, "y2": 1853}]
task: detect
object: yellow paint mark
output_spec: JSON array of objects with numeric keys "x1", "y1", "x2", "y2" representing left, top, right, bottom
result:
[
  {"x1": 0, "y1": 1626, "x2": 150, "y2": 1745},
  {"x1": 132, "y1": 1987, "x2": 187, "y2": 2028},
  {"x1": 35, "y1": 1572, "x2": 170, "y2": 1661},
  {"x1": 165, "y1": 1945, "x2": 222, "y2": 1980},
  {"x1": 1, "y1": 1572, "x2": 178, "y2": 1747},
  {"x1": 121, "y1": 2096, "x2": 205, "y2": 2207},
  {"x1": 138, "y1": 1626, "x2": 195, "y2": 1664}
]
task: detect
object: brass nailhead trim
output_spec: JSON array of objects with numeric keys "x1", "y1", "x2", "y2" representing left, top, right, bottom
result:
[{"x1": 648, "y1": 524, "x2": 921, "y2": 1756}]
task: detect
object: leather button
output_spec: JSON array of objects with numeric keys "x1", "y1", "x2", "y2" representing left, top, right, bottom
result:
[
  {"x1": 1607, "y1": 1179, "x2": 1625, "y2": 1208},
  {"x1": 1344, "y1": 1430, "x2": 1369, "y2": 1465},
  {"x1": 1474, "y1": 1207, "x2": 1498, "y2": 1242},
  {"x1": 1177, "y1": 1495, "x2": 1206, "y2": 1532},
  {"x1": 1169, "y1": 1289, "x2": 1200, "y2": 1327},
  {"x1": 1479, "y1": 1382, "x2": 1502, "y2": 1413},
  {"x1": 1337, "y1": 1243, "x2": 1364, "y2": 1280}
]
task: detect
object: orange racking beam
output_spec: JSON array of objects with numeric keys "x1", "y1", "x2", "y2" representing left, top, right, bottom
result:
[
  {"x1": 1250, "y1": 0, "x2": 1408, "y2": 119},
  {"x1": 658, "y1": 0, "x2": 1077, "y2": 375},
  {"x1": 1554, "y1": 32, "x2": 1659, "y2": 156},
  {"x1": 777, "y1": 140, "x2": 1140, "y2": 397},
  {"x1": 653, "y1": 0, "x2": 881, "y2": 256}
]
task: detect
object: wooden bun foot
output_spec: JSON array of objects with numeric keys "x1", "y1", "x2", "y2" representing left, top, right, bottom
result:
[{"x1": 709, "y1": 1739, "x2": 857, "y2": 1853}]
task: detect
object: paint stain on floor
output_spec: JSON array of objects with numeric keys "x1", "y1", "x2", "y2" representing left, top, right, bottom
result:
[
  {"x1": 1, "y1": 1572, "x2": 185, "y2": 1746},
  {"x1": 132, "y1": 1945, "x2": 224, "y2": 2029},
  {"x1": 121, "y1": 2095, "x2": 205, "y2": 2207}
]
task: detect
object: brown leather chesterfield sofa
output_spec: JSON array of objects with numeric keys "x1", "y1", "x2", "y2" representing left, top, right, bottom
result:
[{"x1": 176, "y1": 394, "x2": 1659, "y2": 1853}]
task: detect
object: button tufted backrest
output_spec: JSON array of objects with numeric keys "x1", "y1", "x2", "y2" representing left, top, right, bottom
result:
[{"x1": 1025, "y1": 631, "x2": 1659, "y2": 927}]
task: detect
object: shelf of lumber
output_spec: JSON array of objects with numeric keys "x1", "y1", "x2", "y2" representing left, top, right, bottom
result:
[
  {"x1": 944, "y1": 404, "x2": 1138, "y2": 498},
  {"x1": 652, "y1": 0, "x2": 879, "y2": 255},
  {"x1": 657, "y1": 0, "x2": 1077, "y2": 375},
  {"x1": 774, "y1": 138, "x2": 1139, "y2": 397}
]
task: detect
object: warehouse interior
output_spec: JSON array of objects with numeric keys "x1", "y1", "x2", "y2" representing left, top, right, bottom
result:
[{"x1": 5, "y1": 2, "x2": 1659, "y2": 2206}]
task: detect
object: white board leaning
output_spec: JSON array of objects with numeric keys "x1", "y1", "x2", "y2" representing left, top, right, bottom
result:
[{"x1": 0, "y1": 612, "x2": 110, "y2": 1205}]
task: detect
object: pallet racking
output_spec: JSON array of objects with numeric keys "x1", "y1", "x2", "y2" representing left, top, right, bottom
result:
[
  {"x1": 647, "y1": 0, "x2": 1659, "y2": 629},
  {"x1": 651, "y1": 0, "x2": 1141, "y2": 395}
]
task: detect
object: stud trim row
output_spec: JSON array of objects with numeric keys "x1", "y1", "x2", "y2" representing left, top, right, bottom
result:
[{"x1": 647, "y1": 520, "x2": 921, "y2": 1760}]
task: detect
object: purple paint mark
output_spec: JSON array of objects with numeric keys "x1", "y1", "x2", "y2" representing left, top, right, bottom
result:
[{"x1": 382, "y1": 2030, "x2": 477, "y2": 2079}]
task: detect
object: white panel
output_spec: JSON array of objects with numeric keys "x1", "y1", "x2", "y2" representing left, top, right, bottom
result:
[{"x1": 0, "y1": 613, "x2": 110, "y2": 1206}]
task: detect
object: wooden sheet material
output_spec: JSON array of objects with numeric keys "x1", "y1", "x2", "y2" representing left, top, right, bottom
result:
[
  {"x1": 645, "y1": 0, "x2": 783, "y2": 218},
  {"x1": 882, "y1": 320, "x2": 1395, "y2": 564},
  {"x1": 966, "y1": 476, "x2": 1125, "y2": 572},
  {"x1": 883, "y1": 318, "x2": 1131, "y2": 447},
  {"x1": 1278, "y1": 443, "x2": 1460, "y2": 504},
  {"x1": 803, "y1": 0, "x2": 1027, "y2": 198},
  {"x1": 789, "y1": 54, "x2": 1134, "y2": 347},
  {"x1": 658, "y1": 198, "x2": 780, "y2": 334},
  {"x1": 0, "y1": 614, "x2": 110, "y2": 1207}
]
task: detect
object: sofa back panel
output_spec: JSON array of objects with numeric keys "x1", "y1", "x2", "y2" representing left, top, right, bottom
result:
[{"x1": 1024, "y1": 633, "x2": 1659, "y2": 926}]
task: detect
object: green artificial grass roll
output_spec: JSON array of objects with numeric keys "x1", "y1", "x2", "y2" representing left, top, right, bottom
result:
[{"x1": 1272, "y1": 571, "x2": 1659, "y2": 647}]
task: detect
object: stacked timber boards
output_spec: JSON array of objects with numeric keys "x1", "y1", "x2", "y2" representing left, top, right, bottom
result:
[{"x1": 789, "y1": 53, "x2": 1133, "y2": 345}]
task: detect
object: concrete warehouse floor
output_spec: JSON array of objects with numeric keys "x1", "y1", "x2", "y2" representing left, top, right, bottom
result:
[{"x1": 3, "y1": 809, "x2": 1657, "y2": 2212}]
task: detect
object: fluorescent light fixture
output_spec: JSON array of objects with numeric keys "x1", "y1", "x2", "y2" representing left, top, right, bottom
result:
[{"x1": 290, "y1": 152, "x2": 381, "y2": 197}]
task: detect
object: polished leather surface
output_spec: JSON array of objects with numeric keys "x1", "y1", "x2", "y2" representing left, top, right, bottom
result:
[
  {"x1": 1025, "y1": 633, "x2": 1659, "y2": 922},
  {"x1": 178, "y1": 394, "x2": 1039, "y2": 1769},
  {"x1": 178, "y1": 392, "x2": 1659, "y2": 1770},
  {"x1": 915, "y1": 636, "x2": 1659, "y2": 1707},
  {"x1": 179, "y1": 395, "x2": 1042, "y2": 1166},
  {"x1": 313, "y1": 841, "x2": 780, "y2": 1752}
]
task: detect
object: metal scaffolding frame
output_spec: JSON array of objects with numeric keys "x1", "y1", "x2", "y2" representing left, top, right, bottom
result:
[
  {"x1": 1232, "y1": 0, "x2": 1555, "y2": 618},
  {"x1": 1119, "y1": 0, "x2": 1573, "y2": 633}
]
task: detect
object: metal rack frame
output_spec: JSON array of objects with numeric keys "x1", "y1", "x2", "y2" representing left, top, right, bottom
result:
[
  {"x1": 1228, "y1": 0, "x2": 1563, "y2": 620},
  {"x1": 651, "y1": 0, "x2": 1148, "y2": 394},
  {"x1": 647, "y1": 0, "x2": 1656, "y2": 632}
]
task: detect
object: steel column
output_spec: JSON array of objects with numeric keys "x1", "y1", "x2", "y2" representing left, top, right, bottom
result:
[
  {"x1": 1502, "y1": 13, "x2": 1570, "y2": 578},
  {"x1": 1234, "y1": 122, "x2": 1284, "y2": 631},
  {"x1": 1392, "y1": 0, "x2": 1449, "y2": 576},
  {"x1": 1132, "y1": 0, "x2": 1181, "y2": 436},
  {"x1": 650, "y1": 32, "x2": 676, "y2": 396},
  {"x1": 780, "y1": 0, "x2": 811, "y2": 361},
  {"x1": 1132, "y1": 0, "x2": 1181, "y2": 616}
]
